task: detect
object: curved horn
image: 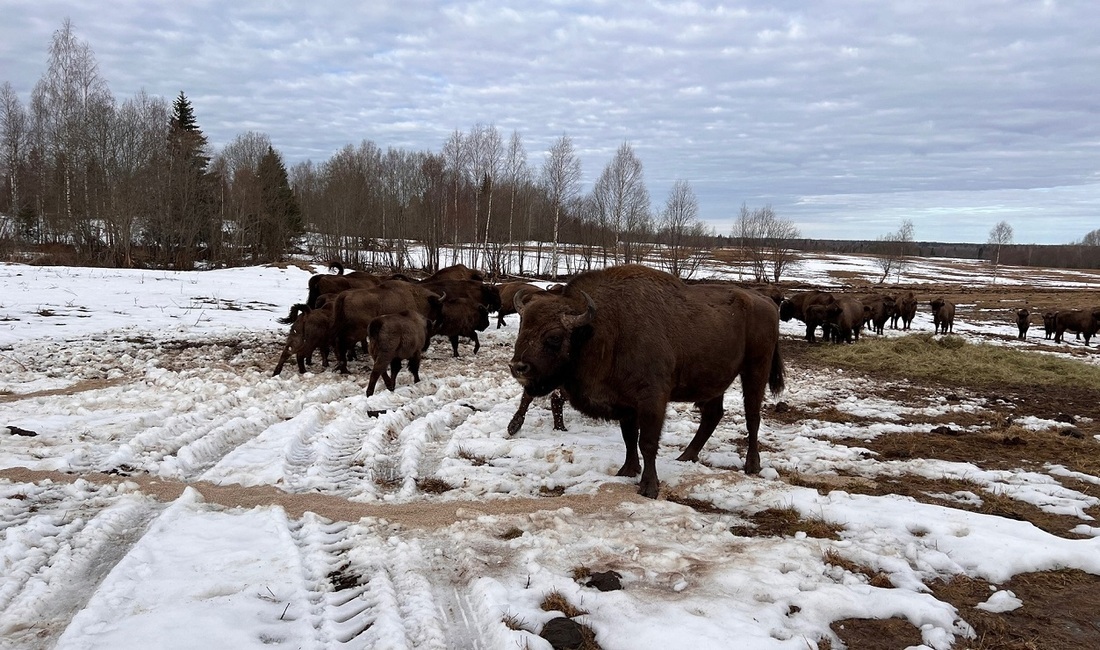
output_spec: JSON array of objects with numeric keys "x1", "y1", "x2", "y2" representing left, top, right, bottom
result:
[
  {"x1": 513, "y1": 288, "x2": 532, "y2": 314},
  {"x1": 561, "y1": 291, "x2": 595, "y2": 329}
]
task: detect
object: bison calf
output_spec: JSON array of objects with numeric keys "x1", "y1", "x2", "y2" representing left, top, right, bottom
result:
[{"x1": 365, "y1": 310, "x2": 430, "y2": 396}]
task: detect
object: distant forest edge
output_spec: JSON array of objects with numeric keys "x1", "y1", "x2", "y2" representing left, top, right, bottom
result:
[{"x1": 784, "y1": 239, "x2": 1100, "y2": 271}]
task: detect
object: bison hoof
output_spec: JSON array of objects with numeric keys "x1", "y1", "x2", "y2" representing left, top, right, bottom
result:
[
  {"x1": 675, "y1": 449, "x2": 700, "y2": 463},
  {"x1": 616, "y1": 464, "x2": 641, "y2": 478},
  {"x1": 506, "y1": 417, "x2": 523, "y2": 437},
  {"x1": 637, "y1": 480, "x2": 659, "y2": 499},
  {"x1": 744, "y1": 458, "x2": 761, "y2": 475}
]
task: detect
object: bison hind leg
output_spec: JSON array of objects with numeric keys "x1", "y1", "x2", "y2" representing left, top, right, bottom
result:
[
  {"x1": 676, "y1": 397, "x2": 724, "y2": 463},
  {"x1": 386, "y1": 359, "x2": 402, "y2": 390},
  {"x1": 616, "y1": 416, "x2": 642, "y2": 478}
]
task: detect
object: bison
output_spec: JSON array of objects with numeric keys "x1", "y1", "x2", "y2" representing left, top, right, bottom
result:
[
  {"x1": 304, "y1": 272, "x2": 381, "y2": 309},
  {"x1": 825, "y1": 296, "x2": 865, "y2": 343},
  {"x1": 1042, "y1": 310, "x2": 1057, "y2": 339},
  {"x1": 1054, "y1": 309, "x2": 1100, "y2": 345},
  {"x1": 495, "y1": 281, "x2": 542, "y2": 328},
  {"x1": 509, "y1": 265, "x2": 784, "y2": 499},
  {"x1": 1016, "y1": 308, "x2": 1030, "y2": 340},
  {"x1": 892, "y1": 291, "x2": 917, "y2": 330},
  {"x1": 365, "y1": 310, "x2": 431, "y2": 396},
  {"x1": 433, "y1": 295, "x2": 491, "y2": 357},
  {"x1": 331, "y1": 281, "x2": 443, "y2": 373},
  {"x1": 273, "y1": 302, "x2": 335, "y2": 376},
  {"x1": 779, "y1": 291, "x2": 834, "y2": 342},
  {"x1": 930, "y1": 298, "x2": 956, "y2": 335},
  {"x1": 862, "y1": 294, "x2": 896, "y2": 335}
]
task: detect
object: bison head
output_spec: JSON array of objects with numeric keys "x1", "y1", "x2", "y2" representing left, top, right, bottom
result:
[
  {"x1": 509, "y1": 289, "x2": 595, "y2": 397},
  {"x1": 930, "y1": 298, "x2": 945, "y2": 313}
]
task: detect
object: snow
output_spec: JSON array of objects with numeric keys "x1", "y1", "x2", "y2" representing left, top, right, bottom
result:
[{"x1": 1, "y1": 254, "x2": 1099, "y2": 649}]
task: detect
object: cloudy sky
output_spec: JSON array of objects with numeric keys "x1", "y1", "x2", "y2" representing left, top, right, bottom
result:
[{"x1": 2, "y1": 0, "x2": 1098, "y2": 244}]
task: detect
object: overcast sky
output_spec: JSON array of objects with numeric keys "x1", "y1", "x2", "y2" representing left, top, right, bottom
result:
[{"x1": 2, "y1": 0, "x2": 1098, "y2": 244}]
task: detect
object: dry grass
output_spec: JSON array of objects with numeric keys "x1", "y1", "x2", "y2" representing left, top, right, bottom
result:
[
  {"x1": 823, "y1": 549, "x2": 894, "y2": 588},
  {"x1": 802, "y1": 333, "x2": 1100, "y2": 390},
  {"x1": 729, "y1": 506, "x2": 844, "y2": 539},
  {"x1": 415, "y1": 477, "x2": 454, "y2": 494},
  {"x1": 540, "y1": 590, "x2": 587, "y2": 618}
]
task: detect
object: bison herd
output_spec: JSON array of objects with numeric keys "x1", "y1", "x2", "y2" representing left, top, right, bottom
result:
[{"x1": 273, "y1": 262, "x2": 1099, "y2": 497}]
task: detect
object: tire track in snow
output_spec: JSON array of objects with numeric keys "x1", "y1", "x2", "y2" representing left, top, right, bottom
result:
[{"x1": 0, "y1": 482, "x2": 160, "y2": 649}]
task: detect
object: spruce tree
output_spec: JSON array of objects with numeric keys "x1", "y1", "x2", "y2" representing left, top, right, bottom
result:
[
  {"x1": 160, "y1": 91, "x2": 217, "y2": 268},
  {"x1": 257, "y1": 145, "x2": 302, "y2": 261}
]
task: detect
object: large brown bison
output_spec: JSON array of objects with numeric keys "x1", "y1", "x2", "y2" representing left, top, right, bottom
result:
[
  {"x1": 1054, "y1": 309, "x2": 1100, "y2": 345},
  {"x1": 509, "y1": 265, "x2": 784, "y2": 499},
  {"x1": 419, "y1": 278, "x2": 502, "y2": 315},
  {"x1": 331, "y1": 281, "x2": 444, "y2": 373},
  {"x1": 495, "y1": 281, "x2": 542, "y2": 328},
  {"x1": 273, "y1": 302, "x2": 335, "y2": 376},
  {"x1": 930, "y1": 298, "x2": 956, "y2": 335},
  {"x1": 365, "y1": 310, "x2": 431, "y2": 396},
  {"x1": 779, "y1": 291, "x2": 834, "y2": 342},
  {"x1": 422, "y1": 263, "x2": 484, "y2": 283}
]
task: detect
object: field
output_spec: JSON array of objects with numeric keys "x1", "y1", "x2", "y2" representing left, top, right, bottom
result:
[{"x1": 1, "y1": 254, "x2": 1099, "y2": 650}]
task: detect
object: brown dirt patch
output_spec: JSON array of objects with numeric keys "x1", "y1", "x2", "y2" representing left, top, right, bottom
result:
[
  {"x1": 831, "y1": 617, "x2": 924, "y2": 650},
  {"x1": 0, "y1": 377, "x2": 129, "y2": 403}
]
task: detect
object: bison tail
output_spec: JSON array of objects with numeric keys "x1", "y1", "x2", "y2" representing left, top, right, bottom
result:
[
  {"x1": 768, "y1": 338, "x2": 785, "y2": 396},
  {"x1": 277, "y1": 303, "x2": 308, "y2": 325},
  {"x1": 368, "y1": 316, "x2": 384, "y2": 341}
]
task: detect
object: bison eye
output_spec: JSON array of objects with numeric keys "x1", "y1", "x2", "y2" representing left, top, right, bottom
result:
[{"x1": 544, "y1": 334, "x2": 563, "y2": 351}]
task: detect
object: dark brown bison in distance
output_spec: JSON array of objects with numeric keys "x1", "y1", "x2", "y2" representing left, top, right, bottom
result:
[
  {"x1": 419, "y1": 279, "x2": 502, "y2": 316},
  {"x1": 930, "y1": 298, "x2": 956, "y2": 335},
  {"x1": 305, "y1": 272, "x2": 381, "y2": 309},
  {"x1": 509, "y1": 265, "x2": 785, "y2": 499},
  {"x1": 273, "y1": 302, "x2": 336, "y2": 376},
  {"x1": 422, "y1": 263, "x2": 485, "y2": 283},
  {"x1": 825, "y1": 296, "x2": 865, "y2": 343},
  {"x1": 365, "y1": 310, "x2": 431, "y2": 396},
  {"x1": 433, "y1": 296, "x2": 491, "y2": 357},
  {"x1": 1042, "y1": 310, "x2": 1057, "y2": 339},
  {"x1": 1016, "y1": 308, "x2": 1030, "y2": 340},
  {"x1": 803, "y1": 304, "x2": 832, "y2": 343},
  {"x1": 862, "y1": 294, "x2": 896, "y2": 335},
  {"x1": 892, "y1": 291, "x2": 917, "y2": 330},
  {"x1": 779, "y1": 291, "x2": 834, "y2": 342},
  {"x1": 331, "y1": 281, "x2": 444, "y2": 373},
  {"x1": 328, "y1": 260, "x2": 381, "y2": 280},
  {"x1": 495, "y1": 281, "x2": 542, "y2": 328},
  {"x1": 1054, "y1": 309, "x2": 1100, "y2": 345}
]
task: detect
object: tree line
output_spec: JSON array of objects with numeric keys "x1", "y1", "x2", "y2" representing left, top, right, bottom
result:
[{"x1": 0, "y1": 20, "x2": 722, "y2": 278}]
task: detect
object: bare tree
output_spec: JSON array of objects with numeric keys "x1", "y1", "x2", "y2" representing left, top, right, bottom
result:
[
  {"x1": 0, "y1": 82, "x2": 29, "y2": 240},
  {"x1": 734, "y1": 204, "x2": 800, "y2": 283},
  {"x1": 657, "y1": 179, "x2": 711, "y2": 278},
  {"x1": 466, "y1": 123, "x2": 502, "y2": 270},
  {"x1": 540, "y1": 135, "x2": 581, "y2": 277},
  {"x1": 592, "y1": 141, "x2": 650, "y2": 265},
  {"x1": 497, "y1": 129, "x2": 529, "y2": 276},
  {"x1": 988, "y1": 220, "x2": 1013, "y2": 284},
  {"x1": 1075, "y1": 228, "x2": 1100, "y2": 246},
  {"x1": 874, "y1": 219, "x2": 915, "y2": 283}
]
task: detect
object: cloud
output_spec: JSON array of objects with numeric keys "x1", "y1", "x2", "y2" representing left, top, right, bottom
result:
[{"x1": 1, "y1": 0, "x2": 1097, "y2": 244}]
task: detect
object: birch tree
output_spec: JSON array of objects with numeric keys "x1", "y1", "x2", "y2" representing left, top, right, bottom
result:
[{"x1": 540, "y1": 135, "x2": 581, "y2": 277}]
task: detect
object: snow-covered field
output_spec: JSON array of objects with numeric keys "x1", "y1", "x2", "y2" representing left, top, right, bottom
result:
[{"x1": 1, "y1": 256, "x2": 1098, "y2": 650}]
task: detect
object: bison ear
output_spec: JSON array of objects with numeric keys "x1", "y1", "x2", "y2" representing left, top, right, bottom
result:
[{"x1": 561, "y1": 291, "x2": 595, "y2": 330}]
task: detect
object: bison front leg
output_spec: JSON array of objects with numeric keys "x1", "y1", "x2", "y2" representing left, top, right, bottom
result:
[
  {"x1": 636, "y1": 408, "x2": 667, "y2": 499},
  {"x1": 507, "y1": 391, "x2": 535, "y2": 436},
  {"x1": 449, "y1": 335, "x2": 460, "y2": 358},
  {"x1": 676, "y1": 396, "x2": 724, "y2": 463},
  {"x1": 550, "y1": 389, "x2": 567, "y2": 431},
  {"x1": 408, "y1": 355, "x2": 422, "y2": 384},
  {"x1": 386, "y1": 359, "x2": 402, "y2": 390},
  {"x1": 471, "y1": 332, "x2": 480, "y2": 354}
]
